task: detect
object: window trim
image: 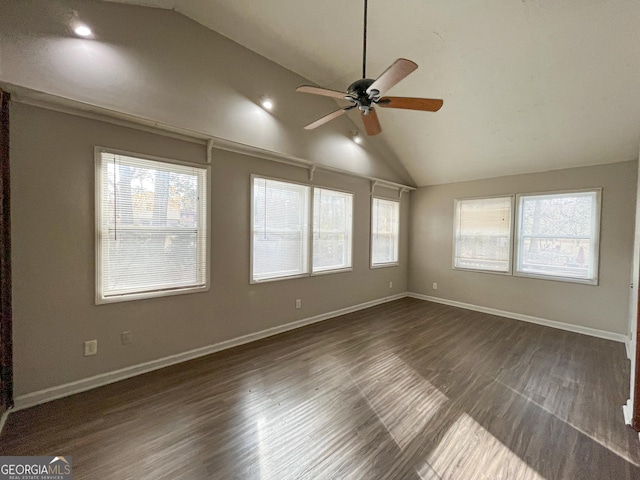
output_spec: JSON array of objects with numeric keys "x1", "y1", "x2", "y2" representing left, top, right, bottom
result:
[
  {"x1": 311, "y1": 185, "x2": 355, "y2": 276},
  {"x1": 370, "y1": 196, "x2": 401, "y2": 269},
  {"x1": 94, "y1": 147, "x2": 211, "y2": 305},
  {"x1": 452, "y1": 195, "x2": 515, "y2": 275},
  {"x1": 513, "y1": 188, "x2": 602, "y2": 285}
]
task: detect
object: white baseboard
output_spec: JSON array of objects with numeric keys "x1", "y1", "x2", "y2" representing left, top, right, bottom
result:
[
  {"x1": 626, "y1": 339, "x2": 632, "y2": 360},
  {"x1": 13, "y1": 293, "x2": 408, "y2": 412},
  {"x1": 407, "y1": 293, "x2": 629, "y2": 344},
  {"x1": 0, "y1": 408, "x2": 9, "y2": 437},
  {"x1": 623, "y1": 398, "x2": 633, "y2": 425}
]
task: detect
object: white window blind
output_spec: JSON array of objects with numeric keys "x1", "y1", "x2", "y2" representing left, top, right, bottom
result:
[
  {"x1": 371, "y1": 197, "x2": 400, "y2": 266},
  {"x1": 516, "y1": 190, "x2": 600, "y2": 283},
  {"x1": 313, "y1": 188, "x2": 353, "y2": 273},
  {"x1": 96, "y1": 151, "x2": 208, "y2": 303},
  {"x1": 454, "y1": 196, "x2": 513, "y2": 273},
  {"x1": 252, "y1": 177, "x2": 310, "y2": 282}
]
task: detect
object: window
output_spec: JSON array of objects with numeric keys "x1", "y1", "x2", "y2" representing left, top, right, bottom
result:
[
  {"x1": 516, "y1": 190, "x2": 601, "y2": 283},
  {"x1": 453, "y1": 189, "x2": 602, "y2": 284},
  {"x1": 96, "y1": 149, "x2": 208, "y2": 303},
  {"x1": 252, "y1": 177, "x2": 310, "y2": 282},
  {"x1": 454, "y1": 196, "x2": 513, "y2": 273},
  {"x1": 371, "y1": 197, "x2": 400, "y2": 267},
  {"x1": 313, "y1": 188, "x2": 353, "y2": 273},
  {"x1": 252, "y1": 177, "x2": 357, "y2": 282}
]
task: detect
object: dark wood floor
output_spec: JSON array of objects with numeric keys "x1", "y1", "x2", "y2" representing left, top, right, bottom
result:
[{"x1": 2, "y1": 298, "x2": 640, "y2": 479}]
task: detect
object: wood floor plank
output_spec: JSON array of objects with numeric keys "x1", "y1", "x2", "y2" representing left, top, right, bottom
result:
[{"x1": 1, "y1": 298, "x2": 639, "y2": 479}]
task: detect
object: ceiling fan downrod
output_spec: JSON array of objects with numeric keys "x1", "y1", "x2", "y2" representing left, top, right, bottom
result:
[{"x1": 362, "y1": 0, "x2": 368, "y2": 79}]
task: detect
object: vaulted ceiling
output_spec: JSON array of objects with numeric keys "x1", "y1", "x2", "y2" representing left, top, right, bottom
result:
[{"x1": 105, "y1": 0, "x2": 640, "y2": 186}]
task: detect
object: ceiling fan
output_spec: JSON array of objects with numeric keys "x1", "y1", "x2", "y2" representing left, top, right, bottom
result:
[{"x1": 296, "y1": 0, "x2": 443, "y2": 136}]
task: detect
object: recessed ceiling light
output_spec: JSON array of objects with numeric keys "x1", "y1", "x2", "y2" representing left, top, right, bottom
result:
[
  {"x1": 352, "y1": 132, "x2": 362, "y2": 144},
  {"x1": 74, "y1": 25, "x2": 92, "y2": 37},
  {"x1": 260, "y1": 97, "x2": 274, "y2": 111}
]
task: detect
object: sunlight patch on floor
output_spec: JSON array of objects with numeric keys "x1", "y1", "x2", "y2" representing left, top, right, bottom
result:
[
  {"x1": 425, "y1": 412, "x2": 546, "y2": 480},
  {"x1": 352, "y1": 353, "x2": 548, "y2": 479},
  {"x1": 350, "y1": 352, "x2": 449, "y2": 450}
]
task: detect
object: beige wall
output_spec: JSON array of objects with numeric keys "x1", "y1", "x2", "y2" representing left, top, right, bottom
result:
[
  {"x1": 409, "y1": 161, "x2": 637, "y2": 335},
  {"x1": 11, "y1": 103, "x2": 409, "y2": 396}
]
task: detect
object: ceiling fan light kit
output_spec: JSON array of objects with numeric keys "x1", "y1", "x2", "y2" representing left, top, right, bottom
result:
[{"x1": 296, "y1": 0, "x2": 443, "y2": 135}]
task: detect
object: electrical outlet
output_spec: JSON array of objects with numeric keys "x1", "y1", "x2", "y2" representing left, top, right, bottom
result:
[
  {"x1": 84, "y1": 340, "x2": 97, "y2": 356},
  {"x1": 121, "y1": 331, "x2": 132, "y2": 345},
  {"x1": 432, "y1": 283, "x2": 438, "y2": 290},
  {"x1": 295, "y1": 299, "x2": 301, "y2": 309},
  {"x1": 389, "y1": 281, "x2": 393, "y2": 289}
]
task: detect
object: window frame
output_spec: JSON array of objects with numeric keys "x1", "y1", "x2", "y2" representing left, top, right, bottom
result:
[
  {"x1": 452, "y1": 195, "x2": 515, "y2": 275},
  {"x1": 311, "y1": 186, "x2": 354, "y2": 276},
  {"x1": 250, "y1": 175, "x2": 312, "y2": 284},
  {"x1": 95, "y1": 147, "x2": 210, "y2": 305},
  {"x1": 370, "y1": 196, "x2": 401, "y2": 269},
  {"x1": 513, "y1": 188, "x2": 602, "y2": 285},
  {"x1": 250, "y1": 175, "x2": 357, "y2": 283}
]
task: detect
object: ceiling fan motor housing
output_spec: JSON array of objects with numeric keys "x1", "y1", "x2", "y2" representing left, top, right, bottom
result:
[{"x1": 346, "y1": 78, "x2": 380, "y2": 114}]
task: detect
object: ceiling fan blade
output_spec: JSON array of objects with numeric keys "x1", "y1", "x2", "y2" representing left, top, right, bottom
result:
[
  {"x1": 366, "y1": 58, "x2": 418, "y2": 97},
  {"x1": 304, "y1": 106, "x2": 355, "y2": 130},
  {"x1": 378, "y1": 97, "x2": 443, "y2": 112},
  {"x1": 296, "y1": 85, "x2": 349, "y2": 100},
  {"x1": 361, "y1": 108, "x2": 382, "y2": 136}
]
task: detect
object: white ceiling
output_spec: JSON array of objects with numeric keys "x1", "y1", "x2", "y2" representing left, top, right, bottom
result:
[{"x1": 105, "y1": 0, "x2": 640, "y2": 186}]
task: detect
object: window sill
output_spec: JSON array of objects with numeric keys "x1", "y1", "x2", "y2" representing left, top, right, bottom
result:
[
  {"x1": 96, "y1": 284, "x2": 209, "y2": 305},
  {"x1": 452, "y1": 266, "x2": 512, "y2": 276},
  {"x1": 370, "y1": 262, "x2": 400, "y2": 269},
  {"x1": 514, "y1": 271, "x2": 598, "y2": 286},
  {"x1": 250, "y1": 272, "x2": 310, "y2": 284},
  {"x1": 311, "y1": 267, "x2": 353, "y2": 276}
]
